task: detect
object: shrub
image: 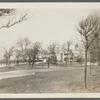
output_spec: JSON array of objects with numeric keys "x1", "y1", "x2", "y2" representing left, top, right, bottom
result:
[{"x1": 75, "y1": 56, "x2": 85, "y2": 64}]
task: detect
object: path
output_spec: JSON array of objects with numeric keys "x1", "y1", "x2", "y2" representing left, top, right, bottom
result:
[
  {"x1": 0, "y1": 69, "x2": 52, "y2": 80},
  {"x1": 0, "y1": 66, "x2": 83, "y2": 80}
]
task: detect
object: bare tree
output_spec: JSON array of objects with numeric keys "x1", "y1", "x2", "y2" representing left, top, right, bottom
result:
[
  {"x1": 89, "y1": 34, "x2": 100, "y2": 76},
  {"x1": 3, "y1": 46, "x2": 14, "y2": 69},
  {"x1": 16, "y1": 37, "x2": 31, "y2": 63},
  {"x1": 48, "y1": 42, "x2": 59, "y2": 66},
  {"x1": 30, "y1": 42, "x2": 41, "y2": 67},
  {"x1": 17, "y1": 38, "x2": 24, "y2": 53},
  {"x1": 23, "y1": 37, "x2": 31, "y2": 63},
  {"x1": 89, "y1": 34, "x2": 100, "y2": 66},
  {"x1": 14, "y1": 49, "x2": 21, "y2": 67},
  {"x1": 40, "y1": 49, "x2": 47, "y2": 67},
  {"x1": 24, "y1": 37, "x2": 31, "y2": 51},
  {"x1": 77, "y1": 13, "x2": 100, "y2": 88},
  {"x1": 17, "y1": 37, "x2": 31, "y2": 52},
  {"x1": 62, "y1": 41, "x2": 72, "y2": 67},
  {"x1": 26, "y1": 48, "x2": 32, "y2": 66}
]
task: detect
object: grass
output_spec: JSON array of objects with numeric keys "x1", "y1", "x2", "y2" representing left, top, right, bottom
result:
[
  {"x1": 0, "y1": 62, "x2": 99, "y2": 93},
  {"x1": 0, "y1": 63, "x2": 48, "y2": 72},
  {"x1": 0, "y1": 67, "x2": 84, "y2": 93},
  {"x1": 0, "y1": 61, "x2": 84, "y2": 72}
]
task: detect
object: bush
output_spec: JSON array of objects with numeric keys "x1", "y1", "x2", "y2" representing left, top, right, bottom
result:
[{"x1": 75, "y1": 56, "x2": 85, "y2": 64}]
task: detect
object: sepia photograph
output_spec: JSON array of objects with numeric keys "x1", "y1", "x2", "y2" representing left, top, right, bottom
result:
[{"x1": 0, "y1": 3, "x2": 100, "y2": 98}]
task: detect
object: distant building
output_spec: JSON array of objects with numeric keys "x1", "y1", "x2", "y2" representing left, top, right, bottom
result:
[{"x1": 57, "y1": 42, "x2": 85, "y2": 62}]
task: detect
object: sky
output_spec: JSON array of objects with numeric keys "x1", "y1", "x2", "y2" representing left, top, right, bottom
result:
[{"x1": 0, "y1": 8, "x2": 97, "y2": 57}]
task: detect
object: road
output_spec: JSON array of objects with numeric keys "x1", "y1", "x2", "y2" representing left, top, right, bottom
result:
[
  {"x1": 0, "y1": 69, "x2": 52, "y2": 80},
  {"x1": 0, "y1": 66, "x2": 84, "y2": 80}
]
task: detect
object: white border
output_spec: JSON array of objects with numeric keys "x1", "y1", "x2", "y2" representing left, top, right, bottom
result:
[
  {"x1": 0, "y1": 3, "x2": 99, "y2": 9},
  {"x1": 0, "y1": 3, "x2": 100, "y2": 98},
  {"x1": 0, "y1": 93, "x2": 100, "y2": 98}
]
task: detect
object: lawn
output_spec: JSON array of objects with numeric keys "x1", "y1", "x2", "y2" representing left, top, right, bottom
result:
[
  {"x1": 0, "y1": 62, "x2": 84, "y2": 72},
  {"x1": 0, "y1": 63, "x2": 49, "y2": 72},
  {"x1": 0, "y1": 62, "x2": 100, "y2": 93}
]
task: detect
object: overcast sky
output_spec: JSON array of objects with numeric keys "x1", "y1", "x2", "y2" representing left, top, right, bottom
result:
[{"x1": 0, "y1": 8, "x2": 96, "y2": 53}]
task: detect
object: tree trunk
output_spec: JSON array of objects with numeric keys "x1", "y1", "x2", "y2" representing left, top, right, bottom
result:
[
  {"x1": 90, "y1": 60, "x2": 92, "y2": 76},
  {"x1": 97, "y1": 54, "x2": 100, "y2": 66},
  {"x1": 66, "y1": 59, "x2": 67, "y2": 67},
  {"x1": 98, "y1": 60, "x2": 100, "y2": 66},
  {"x1": 32, "y1": 55, "x2": 35, "y2": 68},
  {"x1": 6, "y1": 59, "x2": 8, "y2": 67},
  {"x1": 41, "y1": 57, "x2": 44, "y2": 67},
  {"x1": 8, "y1": 60, "x2": 10, "y2": 70},
  {"x1": 55, "y1": 61, "x2": 57, "y2": 67},
  {"x1": 89, "y1": 52, "x2": 92, "y2": 76},
  {"x1": 42, "y1": 60, "x2": 44, "y2": 67},
  {"x1": 29, "y1": 60, "x2": 31, "y2": 66},
  {"x1": 60, "y1": 53, "x2": 63, "y2": 62},
  {"x1": 28, "y1": 58, "x2": 31, "y2": 66},
  {"x1": 17, "y1": 58, "x2": 19, "y2": 67},
  {"x1": 66, "y1": 55, "x2": 68, "y2": 67},
  {"x1": 96, "y1": 36, "x2": 100, "y2": 66},
  {"x1": 32, "y1": 57, "x2": 35, "y2": 68},
  {"x1": 55, "y1": 55, "x2": 57, "y2": 66},
  {"x1": 32, "y1": 60, "x2": 34, "y2": 67},
  {"x1": 84, "y1": 49, "x2": 88, "y2": 89},
  {"x1": 6, "y1": 61, "x2": 7, "y2": 67},
  {"x1": 48, "y1": 63, "x2": 49, "y2": 68}
]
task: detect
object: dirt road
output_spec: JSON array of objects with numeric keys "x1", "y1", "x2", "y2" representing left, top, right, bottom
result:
[
  {"x1": 0, "y1": 66, "x2": 83, "y2": 80},
  {"x1": 0, "y1": 69, "x2": 52, "y2": 80}
]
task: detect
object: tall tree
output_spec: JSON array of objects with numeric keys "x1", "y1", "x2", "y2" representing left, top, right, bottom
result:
[
  {"x1": 16, "y1": 37, "x2": 31, "y2": 62},
  {"x1": 77, "y1": 13, "x2": 100, "y2": 88},
  {"x1": 30, "y1": 42, "x2": 41, "y2": 67},
  {"x1": 17, "y1": 38, "x2": 24, "y2": 53},
  {"x1": 3, "y1": 46, "x2": 14, "y2": 69},
  {"x1": 89, "y1": 34, "x2": 100, "y2": 66},
  {"x1": 14, "y1": 49, "x2": 21, "y2": 67},
  {"x1": 62, "y1": 41, "x2": 72, "y2": 67},
  {"x1": 48, "y1": 42, "x2": 59, "y2": 66},
  {"x1": 26, "y1": 48, "x2": 32, "y2": 66},
  {"x1": 24, "y1": 37, "x2": 31, "y2": 51},
  {"x1": 40, "y1": 49, "x2": 47, "y2": 67}
]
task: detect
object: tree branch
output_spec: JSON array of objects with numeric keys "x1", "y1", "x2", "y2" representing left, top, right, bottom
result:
[{"x1": 0, "y1": 12, "x2": 28, "y2": 29}]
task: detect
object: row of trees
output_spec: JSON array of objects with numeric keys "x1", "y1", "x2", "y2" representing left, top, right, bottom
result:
[
  {"x1": 0, "y1": 9, "x2": 29, "y2": 68},
  {"x1": 0, "y1": 9, "x2": 77, "y2": 69},
  {"x1": 1, "y1": 38, "x2": 76, "y2": 68}
]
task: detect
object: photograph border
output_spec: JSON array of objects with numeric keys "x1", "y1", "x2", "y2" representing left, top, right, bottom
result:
[{"x1": 0, "y1": 2, "x2": 99, "y2": 99}]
